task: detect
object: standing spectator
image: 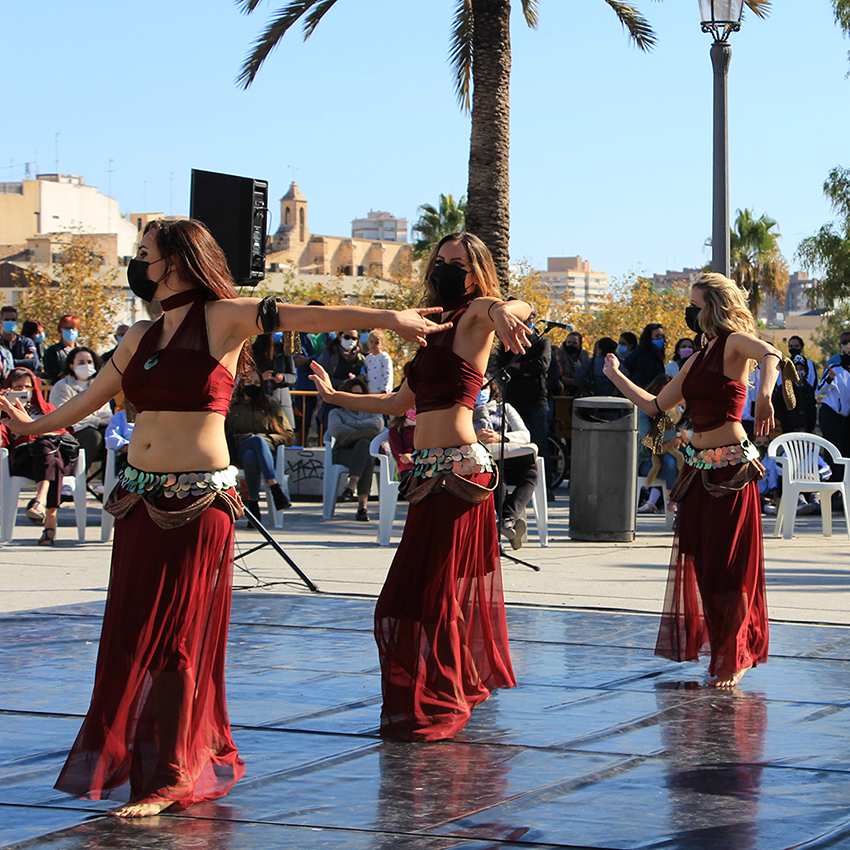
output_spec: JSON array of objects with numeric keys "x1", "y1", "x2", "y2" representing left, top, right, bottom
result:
[
  {"x1": 623, "y1": 323, "x2": 666, "y2": 388},
  {"x1": 617, "y1": 332, "x2": 637, "y2": 361},
  {"x1": 573, "y1": 337, "x2": 621, "y2": 399},
  {"x1": 822, "y1": 329, "x2": 850, "y2": 381},
  {"x1": 292, "y1": 300, "x2": 329, "y2": 441},
  {"x1": 21, "y1": 320, "x2": 46, "y2": 376},
  {"x1": 495, "y1": 334, "x2": 553, "y2": 496},
  {"x1": 785, "y1": 335, "x2": 817, "y2": 387},
  {"x1": 665, "y1": 338, "x2": 695, "y2": 377},
  {"x1": 0, "y1": 306, "x2": 38, "y2": 371},
  {"x1": 252, "y1": 332, "x2": 297, "y2": 429},
  {"x1": 43, "y1": 315, "x2": 80, "y2": 385},
  {"x1": 101, "y1": 325, "x2": 130, "y2": 365},
  {"x1": 815, "y1": 342, "x2": 850, "y2": 501},
  {"x1": 775, "y1": 354, "x2": 817, "y2": 435},
  {"x1": 364, "y1": 330, "x2": 394, "y2": 394},
  {"x1": 49, "y1": 347, "x2": 112, "y2": 478},
  {"x1": 557, "y1": 331, "x2": 589, "y2": 396}
]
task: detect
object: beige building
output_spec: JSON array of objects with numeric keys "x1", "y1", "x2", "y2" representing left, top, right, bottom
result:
[
  {"x1": 538, "y1": 256, "x2": 610, "y2": 308},
  {"x1": 652, "y1": 267, "x2": 702, "y2": 291},
  {"x1": 268, "y1": 183, "x2": 412, "y2": 278},
  {"x1": 351, "y1": 210, "x2": 407, "y2": 243},
  {"x1": 0, "y1": 174, "x2": 138, "y2": 257}
]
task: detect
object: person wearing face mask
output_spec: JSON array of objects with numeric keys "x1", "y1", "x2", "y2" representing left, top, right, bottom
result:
[
  {"x1": 316, "y1": 329, "x2": 366, "y2": 428},
  {"x1": 605, "y1": 272, "x2": 781, "y2": 689},
  {"x1": 815, "y1": 342, "x2": 850, "y2": 496},
  {"x1": 0, "y1": 217, "x2": 448, "y2": 818},
  {"x1": 622, "y1": 323, "x2": 666, "y2": 389},
  {"x1": 557, "y1": 331, "x2": 589, "y2": 396},
  {"x1": 666, "y1": 338, "x2": 696, "y2": 377},
  {"x1": 251, "y1": 332, "x2": 297, "y2": 429},
  {"x1": 311, "y1": 231, "x2": 532, "y2": 742},
  {"x1": 101, "y1": 325, "x2": 130, "y2": 366},
  {"x1": 20, "y1": 320, "x2": 46, "y2": 377},
  {"x1": 782, "y1": 336, "x2": 817, "y2": 387},
  {"x1": 48, "y1": 348, "x2": 112, "y2": 481},
  {"x1": 225, "y1": 369, "x2": 293, "y2": 521},
  {"x1": 0, "y1": 306, "x2": 38, "y2": 372},
  {"x1": 617, "y1": 332, "x2": 637, "y2": 362},
  {"x1": 43, "y1": 315, "x2": 81, "y2": 385},
  {"x1": 0, "y1": 367, "x2": 74, "y2": 545}
]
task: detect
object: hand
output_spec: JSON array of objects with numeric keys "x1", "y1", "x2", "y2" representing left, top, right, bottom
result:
[
  {"x1": 754, "y1": 394, "x2": 775, "y2": 437},
  {"x1": 662, "y1": 437, "x2": 682, "y2": 452},
  {"x1": 0, "y1": 393, "x2": 36, "y2": 434},
  {"x1": 392, "y1": 308, "x2": 453, "y2": 346},
  {"x1": 477, "y1": 428, "x2": 499, "y2": 444},
  {"x1": 491, "y1": 303, "x2": 532, "y2": 354},
  {"x1": 273, "y1": 373, "x2": 284, "y2": 383},
  {"x1": 602, "y1": 353, "x2": 621, "y2": 380},
  {"x1": 399, "y1": 452, "x2": 413, "y2": 465},
  {"x1": 308, "y1": 361, "x2": 336, "y2": 401},
  {"x1": 261, "y1": 370, "x2": 274, "y2": 381},
  {"x1": 294, "y1": 354, "x2": 310, "y2": 368}
]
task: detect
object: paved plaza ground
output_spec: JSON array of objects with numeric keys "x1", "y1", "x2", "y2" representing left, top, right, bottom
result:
[{"x1": 2, "y1": 487, "x2": 850, "y2": 849}]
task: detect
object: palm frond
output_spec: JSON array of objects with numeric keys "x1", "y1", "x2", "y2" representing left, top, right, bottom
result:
[
  {"x1": 303, "y1": 0, "x2": 340, "y2": 38},
  {"x1": 449, "y1": 0, "x2": 474, "y2": 113},
  {"x1": 603, "y1": 1, "x2": 657, "y2": 52},
  {"x1": 236, "y1": 0, "x2": 327, "y2": 89},
  {"x1": 521, "y1": 0, "x2": 540, "y2": 29},
  {"x1": 744, "y1": 0, "x2": 771, "y2": 21},
  {"x1": 236, "y1": 0, "x2": 267, "y2": 14}
]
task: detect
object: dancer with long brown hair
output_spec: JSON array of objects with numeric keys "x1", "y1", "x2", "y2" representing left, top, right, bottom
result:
[
  {"x1": 311, "y1": 232, "x2": 532, "y2": 740},
  {"x1": 604, "y1": 272, "x2": 780, "y2": 688},
  {"x1": 0, "y1": 218, "x2": 452, "y2": 817}
]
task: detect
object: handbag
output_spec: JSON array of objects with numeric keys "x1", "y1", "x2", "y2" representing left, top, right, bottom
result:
[{"x1": 49, "y1": 433, "x2": 80, "y2": 464}]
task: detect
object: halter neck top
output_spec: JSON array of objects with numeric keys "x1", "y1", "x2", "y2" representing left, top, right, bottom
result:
[{"x1": 122, "y1": 291, "x2": 235, "y2": 416}]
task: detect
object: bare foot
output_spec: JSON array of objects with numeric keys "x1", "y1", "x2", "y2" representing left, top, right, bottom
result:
[
  {"x1": 107, "y1": 797, "x2": 174, "y2": 818},
  {"x1": 710, "y1": 666, "x2": 751, "y2": 688}
]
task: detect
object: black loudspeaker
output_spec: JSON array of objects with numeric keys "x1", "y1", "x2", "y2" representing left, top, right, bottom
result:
[{"x1": 190, "y1": 168, "x2": 268, "y2": 286}]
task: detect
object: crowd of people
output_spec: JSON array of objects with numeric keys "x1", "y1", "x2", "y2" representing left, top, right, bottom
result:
[{"x1": 3, "y1": 216, "x2": 850, "y2": 821}]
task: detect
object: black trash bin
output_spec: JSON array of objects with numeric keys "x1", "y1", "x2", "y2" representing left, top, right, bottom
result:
[{"x1": 569, "y1": 397, "x2": 637, "y2": 542}]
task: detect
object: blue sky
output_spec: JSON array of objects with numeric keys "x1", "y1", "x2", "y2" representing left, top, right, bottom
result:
[{"x1": 3, "y1": 1, "x2": 848, "y2": 285}]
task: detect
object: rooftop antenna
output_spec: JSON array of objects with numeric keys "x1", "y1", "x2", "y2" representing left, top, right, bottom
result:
[{"x1": 288, "y1": 164, "x2": 298, "y2": 184}]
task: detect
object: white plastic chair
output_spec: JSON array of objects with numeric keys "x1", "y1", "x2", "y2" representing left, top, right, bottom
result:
[
  {"x1": 369, "y1": 429, "x2": 401, "y2": 546},
  {"x1": 322, "y1": 434, "x2": 350, "y2": 520},
  {"x1": 0, "y1": 447, "x2": 87, "y2": 543},
  {"x1": 100, "y1": 448, "x2": 118, "y2": 542},
  {"x1": 768, "y1": 433, "x2": 850, "y2": 540},
  {"x1": 636, "y1": 475, "x2": 676, "y2": 531},
  {"x1": 528, "y1": 455, "x2": 549, "y2": 547}
]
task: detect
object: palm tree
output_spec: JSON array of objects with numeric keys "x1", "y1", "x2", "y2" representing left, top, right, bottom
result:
[
  {"x1": 730, "y1": 208, "x2": 789, "y2": 317},
  {"x1": 411, "y1": 194, "x2": 467, "y2": 259},
  {"x1": 236, "y1": 1, "x2": 770, "y2": 291}
]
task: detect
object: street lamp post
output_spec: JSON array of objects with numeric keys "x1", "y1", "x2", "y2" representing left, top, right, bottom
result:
[{"x1": 700, "y1": 0, "x2": 743, "y2": 278}]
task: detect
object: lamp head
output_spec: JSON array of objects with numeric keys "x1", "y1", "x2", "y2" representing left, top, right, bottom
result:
[{"x1": 699, "y1": 0, "x2": 743, "y2": 42}]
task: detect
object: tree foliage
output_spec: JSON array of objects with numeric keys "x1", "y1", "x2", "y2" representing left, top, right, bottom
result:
[
  {"x1": 796, "y1": 166, "x2": 850, "y2": 308},
  {"x1": 19, "y1": 235, "x2": 121, "y2": 349},
  {"x1": 730, "y1": 208, "x2": 788, "y2": 317},
  {"x1": 811, "y1": 304, "x2": 850, "y2": 364},
  {"x1": 833, "y1": 0, "x2": 850, "y2": 69},
  {"x1": 411, "y1": 194, "x2": 466, "y2": 259}
]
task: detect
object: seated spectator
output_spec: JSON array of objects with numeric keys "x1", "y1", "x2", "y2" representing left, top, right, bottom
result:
[
  {"x1": 364, "y1": 330, "x2": 394, "y2": 394},
  {"x1": 317, "y1": 330, "x2": 366, "y2": 429},
  {"x1": 387, "y1": 406, "x2": 416, "y2": 483},
  {"x1": 49, "y1": 347, "x2": 112, "y2": 478},
  {"x1": 43, "y1": 315, "x2": 81, "y2": 385},
  {"x1": 224, "y1": 370, "x2": 293, "y2": 522},
  {"x1": 665, "y1": 338, "x2": 695, "y2": 377},
  {"x1": 104, "y1": 391, "x2": 135, "y2": 477},
  {"x1": 0, "y1": 306, "x2": 38, "y2": 372},
  {"x1": 327, "y1": 376, "x2": 383, "y2": 521},
  {"x1": 1, "y1": 367, "x2": 75, "y2": 546},
  {"x1": 473, "y1": 384, "x2": 538, "y2": 550},
  {"x1": 574, "y1": 337, "x2": 621, "y2": 400},
  {"x1": 20, "y1": 320, "x2": 46, "y2": 376}
]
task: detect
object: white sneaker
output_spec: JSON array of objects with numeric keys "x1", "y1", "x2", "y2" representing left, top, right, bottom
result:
[{"x1": 637, "y1": 501, "x2": 660, "y2": 514}]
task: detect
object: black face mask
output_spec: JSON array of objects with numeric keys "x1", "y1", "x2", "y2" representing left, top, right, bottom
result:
[
  {"x1": 841, "y1": 353, "x2": 850, "y2": 369},
  {"x1": 788, "y1": 347, "x2": 802, "y2": 356},
  {"x1": 430, "y1": 262, "x2": 469, "y2": 306},
  {"x1": 684, "y1": 305, "x2": 702, "y2": 334},
  {"x1": 243, "y1": 384, "x2": 262, "y2": 399},
  {"x1": 127, "y1": 258, "x2": 163, "y2": 303},
  {"x1": 564, "y1": 344, "x2": 579, "y2": 356}
]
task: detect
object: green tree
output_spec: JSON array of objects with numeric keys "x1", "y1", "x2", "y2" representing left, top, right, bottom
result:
[
  {"x1": 411, "y1": 194, "x2": 467, "y2": 260},
  {"x1": 796, "y1": 166, "x2": 850, "y2": 308},
  {"x1": 235, "y1": 1, "x2": 667, "y2": 291},
  {"x1": 832, "y1": 0, "x2": 850, "y2": 67},
  {"x1": 729, "y1": 208, "x2": 789, "y2": 317},
  {"x1": 19, "y1": 235, "x2": 121, "y2": 349},
  {"x1": 811, "y1": 304, "x2": 850, "y2": 367}
]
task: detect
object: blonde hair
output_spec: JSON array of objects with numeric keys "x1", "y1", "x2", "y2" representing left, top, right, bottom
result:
[
  {"x1": 368, "y1": 330, "x2": 387, "y2": 351},
  {"x1": 420, "y1": 232, "x2": 501, "y2": 307},
  {"x1": 692, "y1": 272, "x2": 756, "y2": 338}
]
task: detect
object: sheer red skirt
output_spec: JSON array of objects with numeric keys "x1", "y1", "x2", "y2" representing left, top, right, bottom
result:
[
  {"x1": 656, "y1": 465, "x2": 769, "y2": 678},
  {"x1": 54, "y1": 488, "x2": 245, "y2": 808},
  {"x1": 375, "y1": 473, "x2": 516, "y2": 741}
]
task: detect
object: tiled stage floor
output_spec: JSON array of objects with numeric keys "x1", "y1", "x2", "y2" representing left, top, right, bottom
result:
[{"x1": 3, "y1": 594, "x2": 850, "y2": 849}]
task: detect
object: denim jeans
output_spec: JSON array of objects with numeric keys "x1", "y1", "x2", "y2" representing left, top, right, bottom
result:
[{"x1": 236, "y1": 436, "x2": 276, "y2": 499}]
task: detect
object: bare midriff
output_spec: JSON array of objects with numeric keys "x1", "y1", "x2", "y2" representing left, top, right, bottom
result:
[
  {"x1": 413, "y1": 405, "x2": 478, "y2": 451},
  {"x1": 127, "y1": 410, "x2": 231, "y2": 472},
  {"x1": 690, "y1": 420, "x2": 747, "y2": 451}
]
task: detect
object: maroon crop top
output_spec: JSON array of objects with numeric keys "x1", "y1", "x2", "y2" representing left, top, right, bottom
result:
[
  {"x1": 407, "y1": 304, "x2": 483, "y2": 413},
  {"x1": 682, "y1": 333, "x2": 747, "y2": 432},
  {"x1": 122, "y1": 289, "x2": 235, "y2": 416}
]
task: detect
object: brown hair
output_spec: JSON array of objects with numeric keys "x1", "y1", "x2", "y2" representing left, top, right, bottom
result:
[
  {"x1": 420, "y1": 233, "x2": 501, "y2": 307},
  {"x1": 142, "y1": 218, "x2": 238, "y2": 301}
]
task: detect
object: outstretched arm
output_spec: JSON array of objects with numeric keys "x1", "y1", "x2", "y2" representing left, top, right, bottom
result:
[
  {"x1": 602, "y1": 353, "x2": 687, "y2": 416},
  {"x1": 310, "y1": 361, "x2": 414, "y2": 417}
]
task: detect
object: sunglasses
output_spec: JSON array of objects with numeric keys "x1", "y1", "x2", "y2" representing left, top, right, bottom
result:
[{"x1": 341, "y1": 334, "x2": 357, "y2": 341}]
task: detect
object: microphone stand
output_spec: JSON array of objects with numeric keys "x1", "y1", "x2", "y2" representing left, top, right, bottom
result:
[{"x1": 483, "y1": 321, "x2": 563, "y2": 572}]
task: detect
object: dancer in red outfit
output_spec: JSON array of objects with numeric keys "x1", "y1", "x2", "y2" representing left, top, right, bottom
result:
[
  {"x1": 0, "y1": 219, "x2": 453, "y2": 817},
  {"x1": 604, "y1": 272, "x2": 780, "y2": 688},
  {"x1": 311, "y1": 233, "x2": 532, "y2": 740}
]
